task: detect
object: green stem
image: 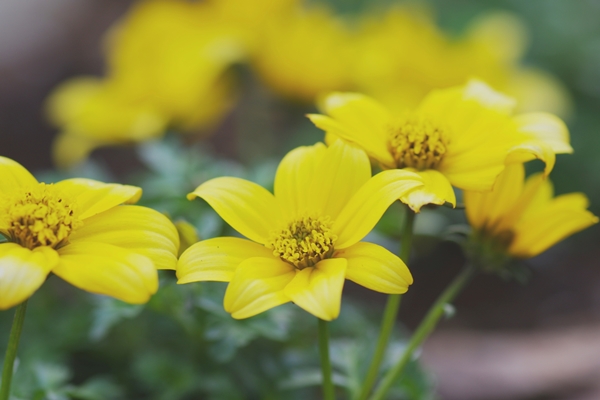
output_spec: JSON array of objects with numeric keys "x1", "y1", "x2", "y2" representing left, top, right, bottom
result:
[
  {"x1": 369, "y1": 265, "x2": 476, "y2": 400},
  {"x1": 318, "y1": 318, "x2": 335, "y2": 400},
  {"x1": 357, "y1": 208, "x2": 415, "y2": 400},
  {"x1": 1, "y1": 301, "x2": 28, "y2": 400}
]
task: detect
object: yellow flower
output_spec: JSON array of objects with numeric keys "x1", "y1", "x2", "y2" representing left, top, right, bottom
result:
[
  {"x1": 251, "y1": 6, "x2": 353, "y2": 103},
  {"x1": 0, "y1": 157, "x2": 180, "y2": 310},
  {"x1": 465, "y1": 163, "x2": 598, "y2": 261},
  {"x1": 176, "y1": 141, "x2": 424, "y2": 320},
  {"x1": 353, "y1": 7, "x2": 570, "y2": 117},
  {"x1": 308, "y1": 80, "x2": 572, "y2": 212},
  {"x1": 46, "y1": 0, "x2": 242, "y2": 167}
]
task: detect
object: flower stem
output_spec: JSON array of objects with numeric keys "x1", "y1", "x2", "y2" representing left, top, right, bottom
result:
[
  {"x1": 318, "y1": 318, "x2": 335, "y2": 400},
  {"x1": 369, "y1": 265, "x2": 476, "y2": 400},
  {"x1": 357, "y1": 208, "x2": 415, "y2": 400},
  {"x1": 1, "y1": 301, "x2": 28, "y2": 400}
]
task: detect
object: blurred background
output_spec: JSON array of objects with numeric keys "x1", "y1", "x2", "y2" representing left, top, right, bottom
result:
[{"x1": 1, "y1": 0, "x2": 600, "y2": 399}]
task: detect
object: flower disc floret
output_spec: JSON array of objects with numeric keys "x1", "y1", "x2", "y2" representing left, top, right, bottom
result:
[
  {"x1": 2, "y1": 183, "x2": 81, "y2": 250},
  {"x1": 268, "y1": 215, "x2": 337, "y2": 269},
  {"x1": 389, "y1": 116, "x2": 450, "y2": 170}
]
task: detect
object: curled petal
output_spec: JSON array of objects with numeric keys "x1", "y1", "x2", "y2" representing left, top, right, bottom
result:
[
  {"x1": 513, "y1": 112, "x2": 572, "y2": 154},
  {"x1": 284, "y1": 258, "x2": 347, "y2": 321},
  {"x1": 399, "y1": 169, "x2": 456, "y2": 212},
  {"x1": 177, "y1": 237, "x2": 274, "y2": 283}
]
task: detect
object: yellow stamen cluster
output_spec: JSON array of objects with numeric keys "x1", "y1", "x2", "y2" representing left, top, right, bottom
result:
[
  {"x1": 268, "y1": 215, "x2": 337, "y2": 269},
  {"x1": 389, "y1": 116, "x2": 450, "y2": 170},
  {"x1": 1, "y1": 183, "x2": 82, "y2": 249}
]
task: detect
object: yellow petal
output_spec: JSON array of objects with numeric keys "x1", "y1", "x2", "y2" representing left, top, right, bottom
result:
[
  {"x1": 283, "y1": 258, "x2": 347, "y2": 321},
  {"x1": 307, "y1": 91, "x2": 396, "y2": 167},
  {"x1": 52, "y1": 132, "x2": 102, "y2": 169},
  {"x1": 0, "y1": 156, "x2": 38, "y2": 196},
  {"x1": 333, "y1": 169, "x2": 423, "y2": 249},
  {"x1": 440, "y1": 151, "x2": 507, "y2": 191},
  {"x1": 177, "y1": 237, "x2": 274, "y2": 283},
  {"x1": 0, "y1": 244, "x2": 58, "y2": 310},
  {"x1": 336, "y1": 242, "x2": 412, "y2": 294},
  {"x1": 464, "y1": 163, "x2": 524, "y2": 231},
  {"x1": 501, "y1": 172, "x2": 553, "y2": 230},
  {"x1": 274, "y1": 143, "x2": 327, "y2": 218},
  {"x1": 54, "y1": 178, "x2": 142, "y2": 220},
  {"x1": 68, "y1": 205, "x2": 179, "y2": 270},
  {"x1": 309, "y1": 140, "x2": 371, "y2": 219},
  {"x1": 306, "y1": 114, "x2": 394, "y2": 167},
  {"x1": 55, "y1": 242, "x2": 158, "y2": 304},
  {"x1": 461, "y1": 79, "x2": 517, "y2": 115},
  {"x1": 317, "y1": 92, "x2": 392, "y2": 135},
  {"x1": 506, "y1": 140, "x2": 556, "y2": 176},
  {"x1": 399, "y1": 169, "x2": 456, "y2": 212},
  {"x1": 188, "y1": 177, "x2": 282, "y2": 244},
  {"x1": 510, "y1": 193, "x2": 598, "y2": 258},
  {"x1": 224, "y1": 256, "x2": 295, "y2": 319},
  {"x1": 513, "y1": 112, "x2": 572, "y2": 154}
]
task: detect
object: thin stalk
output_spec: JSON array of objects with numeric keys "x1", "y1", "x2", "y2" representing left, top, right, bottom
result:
[
  {"x1": 318, "y1": 318, "x2": 335, "y2": 400},
  {"x1": 369, "y1": 265, "x2": 476, "y2": 400},
  {"x1": 357, "y1": 208, "x2": 415, "y2": 400},
  {"x1": 1, "y1": 301, "x2": 28, "y2": 400}
]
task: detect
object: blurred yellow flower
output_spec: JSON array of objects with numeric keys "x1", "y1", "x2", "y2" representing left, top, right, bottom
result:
[
  {"x1": 308, "y1": 80, "x2": 572, "y2": 212},
  {"x1": 465, "y1": 163, "x2": 598, "y2": 260},
  {"x1": 353, "y1": 7, "x2": 570, "y2": 117},
  {"x1": 251, "y1": 6, "x2": 354, "y2": 103},
  {"x1": 0, "y1": 156, "x2": 180, "y2": 310},
  {"x1": 177, "y1": 140, "x2": 423, "y2": 320},
  {"x1": 47, "y1": 0, "x2": 243, "y2": 167}
]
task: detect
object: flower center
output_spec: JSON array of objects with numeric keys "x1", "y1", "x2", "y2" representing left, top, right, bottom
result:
[
  {"x1": 388, "y1": 116, "x2": 450, "y2": 170},
  {"x1": 1, "y1": 183, "x2": 82, "y2": 249},
  {"x1": 267, "y1": 215, "x2": 337, "y2": 269}
]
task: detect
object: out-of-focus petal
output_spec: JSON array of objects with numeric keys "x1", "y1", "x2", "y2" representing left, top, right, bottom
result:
[
  {"x1": 464, "y1": 163, "x2": 524, "y2": 231},
  {"x1": 510, "y1": 193, "x2": 598, "y2": 257},
  {"x1": 224, "y1": 256, "x2": 295, "y2": 319},
  {"x1": 513, "y1": 112, "x2": 572, "y2": 154},
  {"x1": 177, "y1": 237, "x2": 274, "y2": 283},
  {"x1": 188, "y1": 177, "x2": 282, "y2": 244},
  {"x1": 284, "y1": 258, "x2": 347, "y2": 321},
  {"x1": 337, "y1": 242, "x2": 412, "y2": 293}
]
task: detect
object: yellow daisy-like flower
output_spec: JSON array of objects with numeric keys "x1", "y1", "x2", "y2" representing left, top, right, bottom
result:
[
  {"x1": 308, "y1": 80, "x2": 572, "y2": 212},
  {"x1": 0, "y1": 157, "x2": 180, "y2": 310},
  {"x1": 46, "y1": 0, "x2": 242, "y2": 168},
  {"x1": 176, "y1": 140, "x2": 424, "y2": 320},
  {"x1": 251, "y1": 5, "x2": 353, "y2": 103},
  {"x1": 465, "y1": 163, "x2": 598, "y2": 261}
]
